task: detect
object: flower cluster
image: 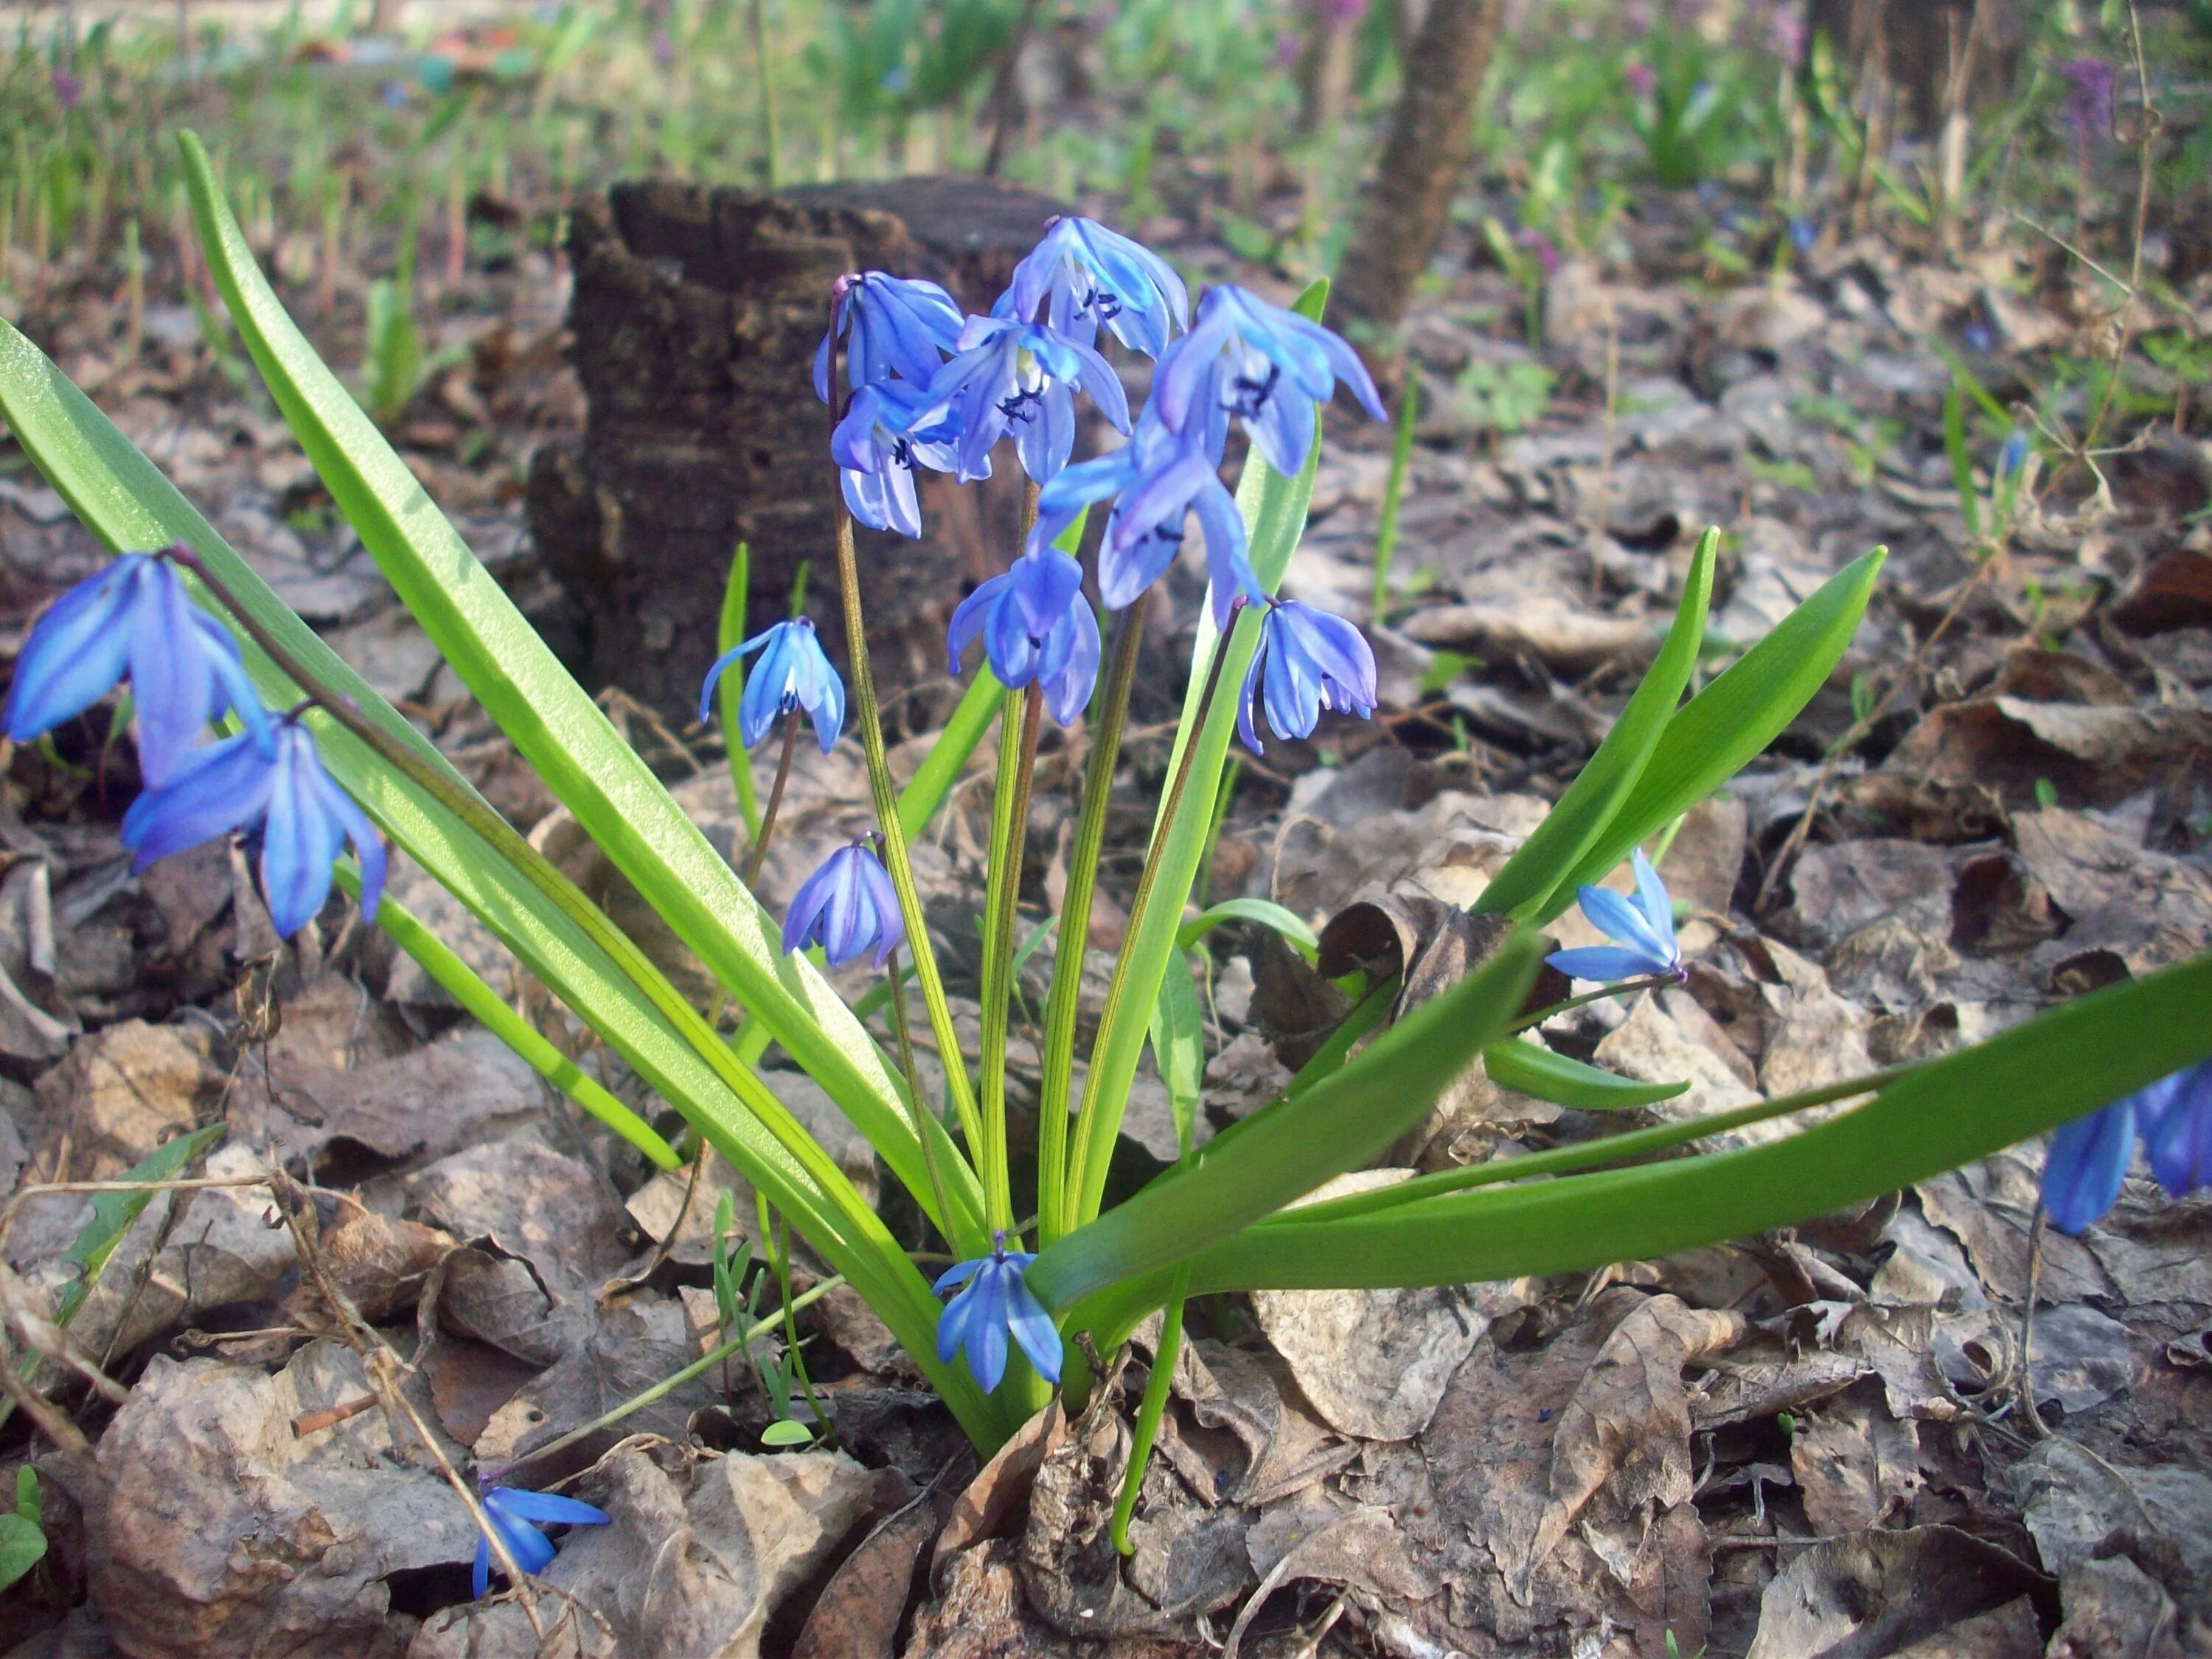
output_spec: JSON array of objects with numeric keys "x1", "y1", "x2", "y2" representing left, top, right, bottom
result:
[
  {"x1": 2041, "y1": 1060, "x2": 2212, "y2": 1234},
  {"x1": 3, "y1": 545, "x2": 383, "y2": 938}
]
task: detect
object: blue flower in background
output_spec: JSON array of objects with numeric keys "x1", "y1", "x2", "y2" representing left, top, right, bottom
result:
[
  {"x1": 1997, "y1": 430, "x2": 2029, "y2": 480},
  {"x1": 2146, "y1": 1062, "x2": 2212, "y2": 1199},
  {"x1": 1788, "y1": 216, "x2": 1818, "y2": 255},
  {"x1": 830, "y1": 379, "x2": 963, "y2": 538},
  {"x1": 947, "y1": 549, "x2": 1102, "y2": 726},
  {"x1": 784, "y1": 837, "x2": 905, "y2": 968},
  {"x1": 1545, "y1": 850, "x2": 1686, "y2": 986},
  {"x1": 1236, "y1": 597, "x2": 1377, "y2": 755},
  {"x1": 2041, "y1": 1101, "x2": 2140, "y2": 1235},
  {"x1": 699, "y1": 617, "x2": 846, "y2": 754},
  {"x1": 1155, "y1": 285, "x2": 1386, "y2": 478},
  {"x1": 936, "y1": 1231, "x2": 1061, "y2": 1393},
  {"x1": 4, "y1": 550, "x2": 270, "y2": 787},
  {"x1": 998, "y1": 216, "x2": 1189, "y2": 358},
  {"x1": 919, "y1": 316, "x2": 1130, "y2": 485},
  {"x1": 813, "y1": 271, "x2": 966, "y2": 403},
  {"x1": 471, "y1": 1484, "x2": 610, "y2": 1599},
  {"x1": 121, "y1": 718, "x2": 386, "y2": 939}
]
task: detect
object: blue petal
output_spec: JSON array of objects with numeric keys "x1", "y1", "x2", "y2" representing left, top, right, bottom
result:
[
  {"x1": 121, "y1": 734, "x2": 276, "y2": 867},
  {"x1": 1630, "y1": 850, "x2": 1678, "y2": 956},
  {"x1": 947, "y1": 577, "x2": 1004, "y2": 675},
  {"x1": 855, "y1": 846, "x2": 905, "y2": 966},
  {"x1": 307, "y1": 748, "x2": 386, "y2": 923},
  {"x1": 782, "y1": 854, "x2": 841, "y2": 954},
  {"x1": 189, "y1": 611, "x2": 274, "y2": 754},
  {"x1": 964, "y1": 1271, "x2": 1010, "y2": 1392},
  {"x1": 1577, "y1": 886, "x2": 1674, "y2": 964},
  {"x1": 127, "y1": 562, "x2": 217, "y2": 787},
  {"x1": 1004, "y1": 1276, "x2": 1062, "y2": 1384},
  {"x1": 1043, "y1": 596, "x2": 1101, "y2": 727},
  {"x1": 699, "y1": 644, "x2": 747, "y2": 727},
  {"x1": 472, "y1": 1536, "x2": 491, "y2": 1600},
  {"x1": 488, "y1": 1489, "x2": 610, "y2": 1528},
  {"x1": 936, "y1": 1276, "x2": 980, "y2": 1364},
  {"x1": 4, "y1": 559, "x2": 139, "y2": 747},
  {"x1": 1545, "y1": 945, "x2": 1665, "y2": 984},
  {"x1": 2042, "y1": 1102, "x2": 2136, "y2": 1234},
  {"x1": 2146, "y1": 1064, "x2": 2212, "y2": 1198},
  {"x1": 1237, "y1": 639, "x2": 1269, "y2": 756},
  {"x1": 260, "y1": 728, "x2": 341, "y2": 937},
  {"x1": 934, "y1": 1256, "x2": 986, "y2": 1293}
]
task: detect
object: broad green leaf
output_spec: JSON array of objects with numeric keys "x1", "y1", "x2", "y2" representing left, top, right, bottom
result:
[
  {"x1": 1148, "y1": 953, "x2": 1208, "y2": 1160},
  {"x1": 1032, "y1": 929, "x2": 1540, "y2": 1312},
  {"x1": 1546, "y1": 548, "x2": 1884, "y2": 918},
  {"x1": 719, "y1": 543, "x2": 760, "y2": 841},
  {"x1": 1067, "y1": 279, "x2": 1332, "y2": 1227},
  {"x1": 174, "y1": 135, "x2": 962, "y2": 1237},
  {"x1": 759, "y1": 1419, "x2": 815, "y2": 1447},
  {"x1": 1177, "y1": 897, "x2": 1319, "y2": 961},
  {"x1": 56, "y1": 1121, "x2": 227, "y2": 1326},
  {"x1": 0, "y1": 1512, "x2": 44, "y2": 1594},
  {"x1": 1477, "y1": 530, "x2": 1716, "y2": 919},
  {"x1": 1483, "y1": 1038, "x2": 1689, "y2": 1111}
]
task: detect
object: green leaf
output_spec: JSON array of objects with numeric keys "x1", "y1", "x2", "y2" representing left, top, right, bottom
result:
[
  {"x1": 1943, "y1": 379, "x2": 1982, "y2": 541},
  {"x1": 1148, "y1": 953, "x2": 1208, "y2": 1161},
  {"x1": 0, "y1": 1512, "x2": 45, "y2": 1594},
  {"x1": 900, "y1": 667, "x2": 1004, "y2": 842},
  {"x1": 1478, "y1": 529, "x2": 1717, "y2": 919},
  {"x1": 1175, "y1": 898, "x2": 1319, "y2": 961},
  {"x1": 720, "y1": 543, "x2": 760, "y2": 841},
  {"x1": 57, "y1": 1122, "x2": 228, "y2": 1326},
  {"x1": 759, "y1": 1419, "x2": 815, "y2": 1447},
  {"x1": 1482, "y1": 1038, "x2": 1689, "y2": 1111},
  {"x1": 1033, "y1": 929, "x2": 1541, "y2": 1312},
  {"x1": 1545, "y1": 548, "x2": 1884, "y2": 918}
]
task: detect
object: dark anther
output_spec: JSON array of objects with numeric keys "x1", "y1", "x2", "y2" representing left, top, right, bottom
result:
[{"x1": 1230, "y1": 362, "x2": 1281, "y2": 417}]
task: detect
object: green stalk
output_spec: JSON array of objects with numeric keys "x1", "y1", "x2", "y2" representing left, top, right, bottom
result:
[
  {"x1": 1064, "y1": 613, "x2": 1245, "y2": 1228},
  {"x1": 1370, "y1": 372, "x2": 1418, "y2": 623},
  {"x1": 719, "y1": 542, "x2": 760, "y2": 841},
  {"x1": 740, "y1": 712, "x2": 799, "y2": 888},
  {"x1": 1110, "y1": 1264, "x2": 1188, "y2": 1555},
  {"x1": 887, "y1": 944, "x2": 960, "y2": 1252},
  {"x1": 977, "y1": 684, "x2": 1043, "y2": 1234},
  {"x1": 1036, "y1": 605, "x2": 1144, "y2": 1245}
]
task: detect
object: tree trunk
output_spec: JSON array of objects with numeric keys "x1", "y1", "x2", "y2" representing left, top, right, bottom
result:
[
  {"x1": 1332, "y1": 0, "x2": 1506, "y2": 350},
  {"x1": 1806, "y1": 0, "x2": 2024, "y2": 130}
]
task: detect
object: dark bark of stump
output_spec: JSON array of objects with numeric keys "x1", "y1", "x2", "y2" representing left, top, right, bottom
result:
[
  {"x1": 1332, "y1": 0, "x2": 1506, "y2": 349},
  {"x1": 526, "y1": 175, "x2": 1066, "y2": 726},
  {"x1": 1806, "y1": 0, "x2": 2026, "y2": 130}
]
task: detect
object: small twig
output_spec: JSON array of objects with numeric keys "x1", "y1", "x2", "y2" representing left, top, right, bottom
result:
[
  {"x1": 2019, "y1": 1206, "x2": 2052, "y2": 1439},
  {"x1": 741, "y1": 714, "x2": 801, "y2": 888}
]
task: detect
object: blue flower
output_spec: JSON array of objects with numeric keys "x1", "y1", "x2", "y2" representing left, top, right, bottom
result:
[
  {"x1": 119, "y1": 717, "x2": 386, "y2": 939},
  {"x1": 935, "y1": 1231, "x2": 1061, "y2": 1393},
  {"x1": 471, "y1": 1484, "x2": 610, "y2": 1599},
  {"x1": 830, "y1": 379, "x2": 963, "y2": 538},
  {"x1": 1997, "y1": 430, "x2": 2029, "y2": 480},
  {"x1": 4, "y1": 550, "x2": 270, "y2": 787},
  {"x1": 1788, "y1": 216, "x2": 1818, "y2": 254},
  {"x1": 698, "y1": 617, "x2": 846, "y2": 754},
  {"x1": 998, "y1": 216, "x2": 1189, "y2": 358},
  {"x1": 1545, "y1": 850, "x2": 1685, "y2": 985},
  {"x1": 1235, "y1": 597, "x2": 1377, "y2": 755},
  {"x1": 784, "y1": 837, "x2": 905, "y2": 968},
  {"x1": 918, "y1": 317, "x2": 1130, "y2": 485},
  {"x1": 1154, "y1": 285, "x2": 1386, "y2": 478},
  {"x1": 813, "y1": 271, "x2": 966, "y2": 403},
  {"x1": 2041, "y1": 1101, "x2": 2140, "y2": 1235},
  {"x1": 947, "y1": 549, "x2": 1102, "y2": 726}
]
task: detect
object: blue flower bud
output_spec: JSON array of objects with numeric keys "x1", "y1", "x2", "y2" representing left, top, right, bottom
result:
[
  {"x1": 784, "y1": 838, "x2": 905, "y2": 968},
  {"x1": 813, "y1": 271, "x2": 965, "y2": 405}
]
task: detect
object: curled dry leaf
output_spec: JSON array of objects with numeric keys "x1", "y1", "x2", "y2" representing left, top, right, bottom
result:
[{"x1": 1745, "y1": 1526, "x2": 2053, "y2": 1659}]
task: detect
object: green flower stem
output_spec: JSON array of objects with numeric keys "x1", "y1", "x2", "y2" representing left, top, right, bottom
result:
[
  {"x1": 1036, "y1": 603, "x2": 1145, "y2": 1245},
  {"x1": 740, "y1": 712, "x2": 800, "y2": 889},
  {"x1": 887, "y1": 943, "x2": 961, "y2": 1253},
  {"x1": 1110, "y1": 1263, "x2": 1188, "y2": 1556},
  {"x1": 978, "y1": 684, "x2": 1043, "y2": 1235},
  {"x1": 1508, "y1": 973, "x2": 1683, "y2": 1034},
  {"x1": 830, "y1": 493, "x2": 987, "y2": 1181},
  {"x1": 1064, "y1": 612, "x2": 1244, "y2": 1229},
  {"x1": 719, "y1": 542, "x2": 761, "y2": 841}
]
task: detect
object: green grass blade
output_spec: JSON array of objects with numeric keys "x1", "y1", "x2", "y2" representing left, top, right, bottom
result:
[
  {"x1": 1176, "y1": 897, "x2": 1319, "y2": 961},
  {"x1": 1545, "y1": 547, "x2": 1883, "y2": 918},
  {"x1": 1477, "y1": 529, "x2": 1716, "y2": 919},
  {"x1": 719, "y1": 543, "x2": 760, "y2": 841},
  {"x1": 1148, "y1": 951, "x2": 1207, "y2": 1161},
  {"x1": 1482, "y1": 1039, "x2": 1689, "y2": 1111}
]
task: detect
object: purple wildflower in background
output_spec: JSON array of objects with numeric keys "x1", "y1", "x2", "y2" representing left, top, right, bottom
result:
[
  {"x1": 919, "y1": 316, "x2": 1129, "y2": 484},
  {"x1": 698, "y1": 616, "x2": 845, "y2": 753},
  {"x1": 1624, "y1": 60, "x2": 1658, "y2": 97},
  {"x1": 2059, "y1": 58, "x2": 2116, "y2": 145},
  {"x1": 813, "y1": 271, "x2": 966, "y2": 403},
  {"x1": 471, "y1": 1486, "x2": 609, "y2": 1599},
  {"x1": 1545, "y1": 850, "x2": 1686, "y2": 987},
  {"x1": 1236, "y1": 597, "x2": 1377, "y2": 754},
  {"x1": 1155, "y1": 285, "x2": 1385, "y2": 478},
  {"x1": 120, "y1": 717, "x2": 386, "y2": 939},
  {"x1": 936, "y1": 1232, "x2": 1061, "y2": 1392},
  {"x1": 4, "y1": 550, "x2": 270, "y2": 787},
  {"x1": 784, "y1": 838, "x2": 905, "y2": 968},
  {"x1": 999, "y1": 216, "x2": 1189, "y2": 357},
  {"x1": 1514, "y1": 228, "x2": 1563, "y2": 279},
  {"x1": 831, "y1": 379, "x2": 961, "y2": 538},
  {"x1": 52, "y1": 71, "x2": 82, "y2": 111},
  {"x1": 947, "y1": 549, "x2": 1101, "y2": 726}
]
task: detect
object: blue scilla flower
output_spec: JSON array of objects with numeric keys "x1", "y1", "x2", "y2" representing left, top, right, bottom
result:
[
  {"x1": 1236, "y1": 597, "x2": 1377, "y2": 755},
  {"x1": 935, "y1": 1231, "x2": 1061, "y2": 1394},
  {"x1": 999, "y1": 215, "x2": 1189, "y2": 358},
  {"x1": 813, "y1": 271, "x2": 967, "y2": 404},
  {"x1": 784, "y1": 836, "x2": 905, "y2": 968},
  {"x1": 4, "y1": 550, "x2": 270, "y2": 787},
  {"x1": 1545, "y1": 850, "x2": 1686, "y2": 986},
  {"x1": 947, "y1": 549, "x2": 1102, "y2": 727},
  {"x1": 919, "y1": 316, "x2": 1130, "y2": 486},
  {"x1": 471, "y1": 1484, "x2": 610, "y2": 1599},
  {"x1": 2045, "y1": 1060, "x2": 2212, "y2": 1234},
  {"x1": 2145, "y1": 1061, "x2": 2212, "y2": 1199},
  {"x1": 830, "y1": 378, "x2": 963, "y2": 538},
  {"x1": 1997, "y1": 430, "x2": 2030, "y2": 480},
  {"x1": 1155, "y1": 285, "x2": 1387, "y2": 479},
  {"x1": 698, "y1": 617, "x2": 846, "y2": 754},
  {"x1": 120, "y1": 715, "x2": 386, "y2": 939}
]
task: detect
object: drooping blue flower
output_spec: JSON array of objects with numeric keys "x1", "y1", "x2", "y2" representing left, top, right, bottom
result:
[
  {"x1": 1154, "y1": 285, "x2": 1386, "y2": 478},
  {"x1": 2139, "y1": 1060, "x2": 2212, "y2": 1200},
  {"x1": 119, "y1": 717, "x2": 386, "y2": 939},
  {"x1": 918, "y1": 316, "x2": 1130, "y2": 485},
  {"x1": 471, "y1": 1484, "x2": 611, "y2": 1599},
  {"x1": 698, "y1": 617, "x2": 846, "y2": 754},
  {"x1": 4, "y1": 550, "x2": 270, "y2": 787},
  {"x1": 998, "y1": 216, "x2": 1189, "y2": 358},
  {"x1": 2041, "y1": 1100, "x2": 2140, "y2": 1235},
  {"x1": 947, "y1": 549, "x2": 1102, "y2": 726},
  {"x1": 830, "y1": 378, "x2": 964, "y2": 538},
  {"x1": 1234, "y1": 597, "x2": 1377, "y2": 755},
  {"x1": 813, "y1": 271, "x2": 967, "y2": 403},
  {"x1": 784, "y1": 837, "x2": 905, "y2": 968},
  {"x1": 935, "y1": 1231, "x2": 1061, "y2": 1393},
  {"x1": 1545, "y1": 849, "x2": 1686, "y2": 986}
]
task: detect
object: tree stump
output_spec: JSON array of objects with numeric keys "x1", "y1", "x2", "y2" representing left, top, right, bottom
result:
[{"x1": 526, "y1": 175, "x2": 1067, "y2": 726}]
